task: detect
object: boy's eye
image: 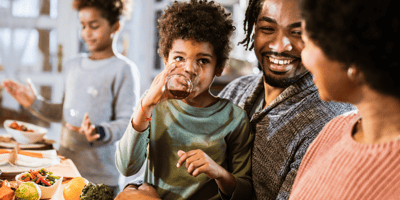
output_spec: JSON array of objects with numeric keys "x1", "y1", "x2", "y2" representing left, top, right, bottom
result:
[
  {"x1": 198, "y1": 59, "x2": 210, "y2": 65},
  {"x1": 174, "y1": 56, "x2": 184, "y2": 62}
]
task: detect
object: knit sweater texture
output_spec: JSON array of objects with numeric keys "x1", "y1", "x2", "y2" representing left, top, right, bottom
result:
[
  {"x1": 28, "y1": 54, "x2": 140, "y2": 185},
  {"x1": 290, "y1": 110, "x2": 400, "y2": 200},
  {"x1": 218, "y1": 73, "x2": 356, "y2": 200},
  {"x1": 116, "y1": 98, "x2": 253, "y2": 200}
]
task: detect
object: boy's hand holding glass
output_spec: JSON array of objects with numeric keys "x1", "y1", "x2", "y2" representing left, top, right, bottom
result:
[
  {"x1": 144, "y1": 61, "x2": 201, "y2": 106},
  {"x1": 66, "y1": 113, "x2": 100, "y2": 143},
  {"x1": 134, "y1": 61, "x2": 201, "y2": 132}
]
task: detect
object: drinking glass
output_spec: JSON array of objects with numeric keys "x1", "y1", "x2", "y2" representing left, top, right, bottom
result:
[{"x1": 164, "y1": 61, "x2": 200, "y2": 99}]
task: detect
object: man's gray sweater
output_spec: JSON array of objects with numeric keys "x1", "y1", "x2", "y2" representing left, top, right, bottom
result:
[{"x1": 218, "y1": 73, "x2": 355, "y2": 200}]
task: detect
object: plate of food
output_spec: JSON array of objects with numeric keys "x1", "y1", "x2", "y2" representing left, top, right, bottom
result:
[
  {"x1": 1, "y1": 119, "x2": 55, "y2": 149},
  {"x1": 16, "y1": 168, "x2": 63, "y2": 199},
  {"x1": 3, "y1": 120, "x2": 48, "y2": 144},
  {"x1": 0, "y1": 149, "x2": 61, "y2": 176},
  {"x1": 0, "y1": 134, "x2": 54, "y2": 149}
]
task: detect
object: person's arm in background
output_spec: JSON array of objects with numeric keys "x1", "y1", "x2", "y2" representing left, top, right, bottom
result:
[{"x1": 2, "y1": 79, "x2": 63, "y2": 122}]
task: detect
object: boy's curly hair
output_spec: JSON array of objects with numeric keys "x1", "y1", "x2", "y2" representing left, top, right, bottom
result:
[
  {"x1": 157, "y1": 0, "x2": 235, "y2": 69},
  {"x1": 73, "y1": 0, "x2": 132, "y2": 25}
]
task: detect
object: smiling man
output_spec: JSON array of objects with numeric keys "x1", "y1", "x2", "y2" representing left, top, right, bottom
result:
[{"x1": 218, "y1": 0, "x2": 355, "y2": 199}]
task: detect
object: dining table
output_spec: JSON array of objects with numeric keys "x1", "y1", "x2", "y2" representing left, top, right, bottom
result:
[{"x1": 0, "y1": 132, "x2": 82, "y2": 200}]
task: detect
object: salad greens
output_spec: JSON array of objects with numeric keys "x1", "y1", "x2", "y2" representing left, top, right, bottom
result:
[
  {"x1": 20, "y1": 168, "x2": 60, "y2": 187},
  {"x1": 80, "y1": 182, "x2": 114, "y2": 200}
]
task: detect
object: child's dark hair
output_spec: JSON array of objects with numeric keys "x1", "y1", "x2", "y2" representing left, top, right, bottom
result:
[
  {"x1": 157, "y1": 0, "x2": 235, "y2": 69},
  {"x1": 73, "y1": 0, "x2": 132, "y2": 25},
  {"x1": 239, "y1": 0, "x2": 265, "y2": 50}
]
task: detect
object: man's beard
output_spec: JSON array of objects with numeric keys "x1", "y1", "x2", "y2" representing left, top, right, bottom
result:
[{"x1": 258, "y1": 63, "x2": 307, "y2": 88}]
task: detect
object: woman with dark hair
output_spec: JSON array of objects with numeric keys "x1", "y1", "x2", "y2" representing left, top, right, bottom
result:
[
  {"x1": 289, "y1": 0, "x2": 400, "y2": 199},
  {"x1": 115, "y1": 0, "x2": 253, "y2": 199},
  {"x1": 2, "y1": 0, "x2": 139, "y2": 196}
]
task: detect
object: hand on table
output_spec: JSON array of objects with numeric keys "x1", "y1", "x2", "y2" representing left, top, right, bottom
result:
[
  {"x1": 1, "y1": 79, "x2": 36, "y2": 108},
  {"x1": 114, "y1": 183, "x2": 161, "y2": 200},
  {"x1": 66, "y1": 113, "x2": 100, "y2": 142},
  {"x1": 176, "y1": 150, "x2": 224, "y2": 179}
]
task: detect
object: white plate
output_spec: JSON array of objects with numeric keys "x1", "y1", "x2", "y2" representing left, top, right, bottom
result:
[
  {"x1": 0, "y1": 134, "x2": 50, "y2": 149},
  {"x1": 0, "y1": 153, "x2": 9, "y2": 165},
  {"x1": 3, "y1": 120, "x2": 47, "y2": 144},
  {"x1": 0, "y1": 149, "x2": 61, "y2": 174}
]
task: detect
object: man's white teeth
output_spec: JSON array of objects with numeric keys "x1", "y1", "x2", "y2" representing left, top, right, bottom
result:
[{"x1": 269, "y1": 57, "x2": 293, "y2": 65}]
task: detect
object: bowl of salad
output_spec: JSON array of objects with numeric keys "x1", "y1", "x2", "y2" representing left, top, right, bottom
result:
[{"x1": 16, "y1": 168, "x2": 63, "y2": 199}]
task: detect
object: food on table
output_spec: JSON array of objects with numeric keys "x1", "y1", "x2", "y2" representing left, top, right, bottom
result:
[
  {"x1": 18, "y1": 151, "x2": 43, "y2": 158},
  {"x1": 0, "y1": 135, "x2": 55, "y2": 147},
  {"x1": 18, "y1": 168, "x2": 60, "y2": 187},
  {"x1": 63, "y1": 177, "x2": 89, "y2": 200},
  {"x1": 9, "y1": 121, "x2": 34, "y2": 132},
  {"x1": 0, "y1": 149, "x2": 43, "y2": 158},
  {"x1": 80, "y1": 182, "x2": 114, "y2": 200},
  {"x1": 14, "y1": 182, "x2": 41, "y2": 200},
  {"x1": 0, "y1": 180, "x2": 15, "y2": 200},
  {"x1": 0, "y1": 149, "x2": 10, "y2": 154},
  {"x1": 0, "y1": 136, "x2": 14, "y2": 143}
]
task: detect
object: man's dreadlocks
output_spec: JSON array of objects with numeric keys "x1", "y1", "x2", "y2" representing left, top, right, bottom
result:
[{"x1": 239, "y1": 0, "x2": 265, "y2": 50}]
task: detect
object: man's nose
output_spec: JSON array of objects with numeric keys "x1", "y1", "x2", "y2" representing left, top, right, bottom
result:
[{"x1": 269, "y1": 32, "x2": 293, "y2": 52}]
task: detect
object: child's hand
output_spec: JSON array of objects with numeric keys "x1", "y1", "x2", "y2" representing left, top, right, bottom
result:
[
  {"x1": 66, "y1": 113, "x2": 100, "y2": 142},
  {"x1": 2, "y1": 79, "x2": 36, "y2": 108},
  {"x1": 143, "y1": 62, "x2": 178, "y2": 106},
  {"x1": 176, "y1": 150, "x2": 224, "y2": 179}
]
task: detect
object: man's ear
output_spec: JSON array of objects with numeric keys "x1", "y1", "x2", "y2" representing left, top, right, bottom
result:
[{"x1": 215, "y1": 66, "x2": 225, "y2": 77}]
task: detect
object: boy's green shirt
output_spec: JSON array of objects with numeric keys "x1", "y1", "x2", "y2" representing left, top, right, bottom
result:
[{"x1": 116, "y1": 98, "x2": 253, "y2": 200}]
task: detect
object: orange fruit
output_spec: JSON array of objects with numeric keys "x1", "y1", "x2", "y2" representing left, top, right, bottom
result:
[{"x1": 63, "y1": 177, "x2": 89, "y2": 200}]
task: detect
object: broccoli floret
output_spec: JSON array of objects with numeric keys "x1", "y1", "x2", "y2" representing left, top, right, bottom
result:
[{"x1": 80, "y1": 182, "x2": 114, "y2": 200}]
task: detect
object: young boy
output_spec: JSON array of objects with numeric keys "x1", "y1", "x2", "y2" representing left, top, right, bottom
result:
[{"x1": 115, "y1": 0, "x2": 253, "y2": 199}]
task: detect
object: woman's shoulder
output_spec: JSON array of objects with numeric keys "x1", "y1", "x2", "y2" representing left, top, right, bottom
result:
[
  {"x1": 330, "y1": 110, "x2": 360, "y2": 126},
  {"x1": 313, "y1": 110, "x2": 360, "y2": 146}
]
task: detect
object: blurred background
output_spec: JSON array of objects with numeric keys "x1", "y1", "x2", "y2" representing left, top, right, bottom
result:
[{"x1": 0, "y1": 0, "x2": 259, "y2": 149}]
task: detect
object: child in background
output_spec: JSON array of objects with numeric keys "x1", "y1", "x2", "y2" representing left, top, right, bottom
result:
[
  {"x1": 115, "y1": 0, "x2": 253, "y2": 199},
  {"x1": 2, "y1": 0, "x2": 140, "y2": 196}
]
